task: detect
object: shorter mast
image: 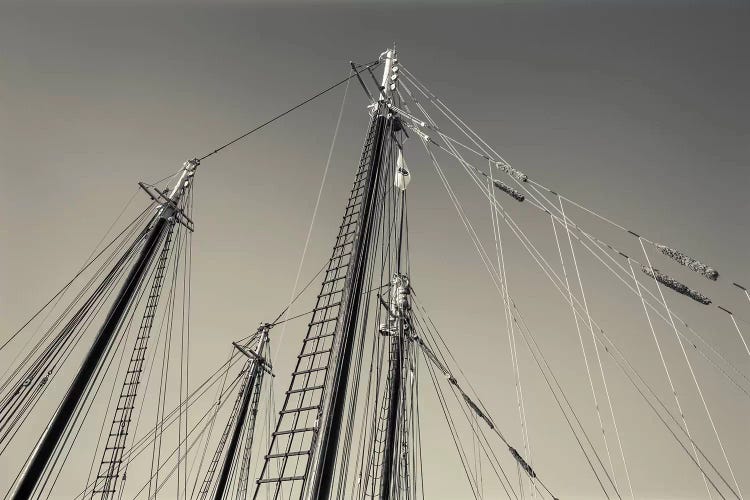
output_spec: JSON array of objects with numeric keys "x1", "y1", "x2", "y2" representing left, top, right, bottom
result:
[
  {"x1": 379, "y1": 274, "x2": 411, "y2": 500},
  {"x1": 212, "y1": 324, "x2": 271, "y2": 500}
]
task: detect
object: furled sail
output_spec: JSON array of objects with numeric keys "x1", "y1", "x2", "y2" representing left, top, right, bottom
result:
[{"x1": 395, "y1": 147, "x2": 411, "y2": 190}]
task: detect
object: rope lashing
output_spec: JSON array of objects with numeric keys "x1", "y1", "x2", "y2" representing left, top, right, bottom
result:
[
  {"x1": 492, "y1": 179, "x2": 524, "y2": 202},
  {"x1": 461, "y1": 392, "x2": 495, "y2": 430},
  {"x1": 642, "y1": 266, "x2": 712, "y2": 305},
  {"x1": 656, "y1": 245, "x2": 719, "y2": 281},
  {"x1": 411, "y1": 332, "x2": 546, "y2": 486},
  {"x1": 495, "y1": 161, "x2": 527, "y2": 183},
  {"x1": 509, "y1": 446, "x2": 536, "y2": 479}
]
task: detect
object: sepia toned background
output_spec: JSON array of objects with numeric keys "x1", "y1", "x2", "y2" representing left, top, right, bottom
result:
[{"x1": 1, "y1": 1, "x2": 748, "y2": 498}]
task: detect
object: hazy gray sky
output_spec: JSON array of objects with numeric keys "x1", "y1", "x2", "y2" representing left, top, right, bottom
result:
[{"x1": 1, "y1": 2, "x2": 748, "y2": 499}]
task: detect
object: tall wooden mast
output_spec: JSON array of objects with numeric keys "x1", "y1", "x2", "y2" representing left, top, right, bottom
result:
[
  {"x1": 253, "y1": 47, "x2": 398, "y2": 500},
  {"x1": 310, "y1": 47, "x2": 396, "y2": 500},
  {"x1": 11, "y1": 159, "x2": 198, "y2": 500}
]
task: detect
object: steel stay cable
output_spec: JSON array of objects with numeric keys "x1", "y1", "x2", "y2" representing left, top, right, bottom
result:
[
  {"x1": 1, "y1": 204, "x2": 156, "y2": 356},
  {"x1": 270, "y1": 66, "x2": 353, "y2": 376},
  {"x1": 638, "y1": 240, "x2": 744, "y2": 499},
  {"x1": 552, "y1": 200, "x2": 635, "y2": 499},
  {"x1": 464, "y1": 157, "x2": 732, "y2": 496},
  {"x1": 554, "y1": 196, "x2": 627, "y2": 496},
  {"x1": 412, "y1": 84, "x2": 535, "y2": 498},
  {"x1": 429, "y1": 117, "x2": 633, "y2": 500},
  {"x1": 516, "y1": 160, "x2": 720, "y2": 498},
  {"x1": 399, "y1": 72, "x2": 750, "y2": 345},
  {"x1": 196, "y1": 60, "x2": 379, "y2": 162},
  {"x1": 31, "y1": 219, "x2": 169, "y2": 500},
  {"x1": 399, "y1": 67, "x2": 641, "y2": 245},
  {"x1": 412, "y1": 311, "x2": 557, "y2": 500},
  {"x1": 509, "y1": 311, "x2": 615, "y2": 500},
  {"x1": 411, "y1": 136, "x2": 623, "y2": 497},
  {"x1": 728, "y1": 315, "x2": 750, "y2": 358},
  {"x1": 0, "y1": 206, "x2": 155, "y2": 402},
  {"x1": 486, "y1": 168, "x2": 533, "y2": 499},
  {"x1": 421, "y1": 350, "x2": 482, "y2": 500},
  {"x1": 86, "y1": 220, "x2": 181, "y2": 499},
  {"x1": 530, "y1": 191, "x2": 750, "y2": 394},
  {"x1": 453, "y1": 150, "x2": 750, "y2": 398},
  {"x1": 409, "y1": 314, "x2": 518, "y2": 499},
  {"x1": 530, "y1": 263, "x2": 736, "y2": 500},
  {"x1": 42, "y1": 244, "x2": 162, "y2": 500},
  {"x1": 406, "y1": 101, "x2": 594, "y2": 498},
  {"x1": 75, "y1": 354, "x2": 245, "y2": 500},
  {"x1": 182, "y1": 187, "x2": 195, "y2": 500},
  {"x1": 521, "y1": 181, "x2": 750, "y2": 362},
  {"x1": 0, "y1": 186, "x2": 144, "y2": 387},
  {"x1": 403, "y1": 78, "x2": 534, "y2": 485},
  {"x1": 408, "y1": 151, "x2": 724, "y2": 496},
  {"x1": 515, "y1": 267, "x2": 736, "y2": 500},
  {"x1": 470, "y1": 168, "x2": 737, "y2": 497},
  {"x1": 0, "y1": 223, "x2": 150, "y2": 453},
  {"x1": 421, "y1": 136, "x2": 625, "y2": 497},
  {"x1": 177, "y1": 187, "x2": 194, "y2": 500},
  {"x1": 624, "y1": 257, "x2": 716, "y2": 496},
  {"x1": 517, "y1": 203, "x2": 734, "y2": 496},
  {"x1": 399, "y1": 66, "x2": 749, "y2": 317},
  {"x1": 126, "y1": 372, "x2": 246, "y2": 500}
]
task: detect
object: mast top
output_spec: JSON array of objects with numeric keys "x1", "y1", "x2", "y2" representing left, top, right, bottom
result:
[
  {"x1": 378, "y1": 46, "x2": 398, "y2": 102},
  {"x1": 167, "y1": 158, "x2": 199, "y2": 202}
]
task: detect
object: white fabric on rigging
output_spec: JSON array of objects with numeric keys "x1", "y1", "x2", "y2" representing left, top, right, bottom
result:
[{"x1": 395, "y1": 148, "x2": 411, "y2": 190}]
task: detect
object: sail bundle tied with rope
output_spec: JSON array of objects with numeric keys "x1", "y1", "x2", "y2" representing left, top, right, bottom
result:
[
  {"x1": 656, "y1": 244, "x2": 719, "y2": 281},
  {"x1": 496, "y1": 161, "x2": 528, "y2": 183},
  {"x1": 642, "y1": 266, "x2": 712, "y2": 305},
  {"x1": 492, "y1": 179, "x2": 524, "y2": 202},
  {"x1": 509, "y1": 446, "x2": 537, "y2": 479}
]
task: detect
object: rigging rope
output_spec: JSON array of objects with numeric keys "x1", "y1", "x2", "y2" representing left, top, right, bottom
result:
[
  {"x1": 486, "y1": 170, "x2": 534, "y2": 499},
  {"x1": 625, "y1": 257, "x2": 714, "y2": 495},
  {"x1": 0, "y1": 205, "x2": 156, "y2": 355},
  {"x1": 557, "y1": 196, "x2": 631, "y2": 498},
  {"x1": 74, "y1": 352, "x2": 244, "y2": 499},
  {"x1": 639, "y1": 240, "x2": 744, "y2": 499},
  {"x1": 425, "y1": 122, "x2": 750, "y2": 397},
  {"x1": 270, "y1": 66, "x2": 353, "y2": 366},
  {"x1": 407, "y1": 84, "x2": 535, "y2": 497},
  {"x1": 412, "y1": 315, "x2": 559, "y2": 499},
  {"x1": 402, "y1": 93, "x2": 733, "y2": 497},
  {"x1": 397, "y1": 66, "x2": 742, "y2": 305},
  {"x1": 443, "y1": 154, "x2": 736, "y2": 496},
  {"x1": 478, "y1": 158, "x2": 743, "y2": 497}
]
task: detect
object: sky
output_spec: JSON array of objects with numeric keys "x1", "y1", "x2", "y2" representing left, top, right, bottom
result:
[{"x1": 1, "y1": 1, "x2": 749, "y2": 499}]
